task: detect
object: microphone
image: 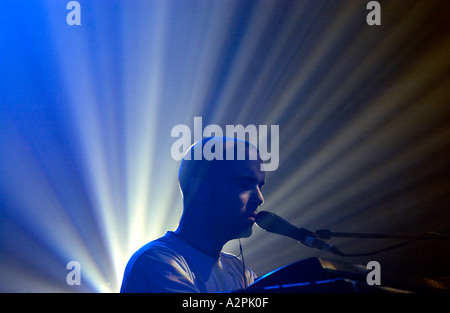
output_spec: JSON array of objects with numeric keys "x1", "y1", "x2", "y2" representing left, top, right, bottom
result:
[{"x1": 255, "y1": 211, "x2": 344, "y2": 256}]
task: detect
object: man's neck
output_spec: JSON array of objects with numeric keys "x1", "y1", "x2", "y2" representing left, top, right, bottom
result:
[{"x1": 174, "y1": 220, "x2": 228, "y2": 259}]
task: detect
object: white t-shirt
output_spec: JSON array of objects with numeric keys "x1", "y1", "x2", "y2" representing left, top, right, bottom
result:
[{"x1": 120, "y1": 231, "x2": 257, "y2": 293}]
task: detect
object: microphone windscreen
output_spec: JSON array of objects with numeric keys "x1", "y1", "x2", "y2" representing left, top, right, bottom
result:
[
  {"x1": 255, "y1": 211, "x2": 275, "y2": 229},
  {"x1": 255, "y1": 211, "x2": 288, "y2": 233},
  {"x1": 255, "y1": 211, "x2": 313, "y2": 239}
]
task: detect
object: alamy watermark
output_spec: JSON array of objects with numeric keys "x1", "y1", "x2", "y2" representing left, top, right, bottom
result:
[
  {"x1": 66, "y1": 261, "x2": 81, "y2": 286},
  {"x1": 171, "y1": 117, "x2": 279, "y2": 171},
  {"x1": 366, "y1": 261, "x2": 381, "y2": 286},
  {"x1": 66, "y1": 1, "x2": 81, "y2": 26},
  {"x1": 366, "y1": 1, "x2": 381, "y2": 26},
  {"x1": 65, "y1": 1, "x2": 380, "y2": 27}
]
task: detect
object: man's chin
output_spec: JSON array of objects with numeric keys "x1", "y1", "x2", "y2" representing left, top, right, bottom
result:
[{"x1": 234, "y1": 224, "x2": 253, "y2": 239}]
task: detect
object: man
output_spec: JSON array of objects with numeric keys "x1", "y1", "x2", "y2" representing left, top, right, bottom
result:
[{"x1": 120, "y1": 137, "x2": 265, "y2": 292}]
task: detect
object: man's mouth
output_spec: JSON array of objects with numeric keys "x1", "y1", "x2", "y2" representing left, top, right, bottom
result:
[{"x1": 245, "y1": 212, "x2": 258, "y2": 222}]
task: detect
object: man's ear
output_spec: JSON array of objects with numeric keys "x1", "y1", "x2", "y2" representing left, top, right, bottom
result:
[{"x1": 188, "y1": 177, "x2": 209, "y2": 204}]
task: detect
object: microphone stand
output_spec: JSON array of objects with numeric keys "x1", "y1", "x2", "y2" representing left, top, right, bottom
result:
[
  {"x1": 313, "y1": 230, "x2": 450, "y2": 257},
  {"x1": 315, "y1": 230, "x2": 450, "y2": 241}
]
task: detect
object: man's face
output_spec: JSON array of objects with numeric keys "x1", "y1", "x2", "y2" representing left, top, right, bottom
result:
[{"x1": 205, "y1": 155, "x2": 265, "y2": 240}]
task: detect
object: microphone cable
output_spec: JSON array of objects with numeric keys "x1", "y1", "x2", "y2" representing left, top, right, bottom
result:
[
  {"x1": 329, "y1": 232, "x2": 450, "y2": 257},
  {"x1": 238, "y1": 239, "x2": 248, "y2": 288}
]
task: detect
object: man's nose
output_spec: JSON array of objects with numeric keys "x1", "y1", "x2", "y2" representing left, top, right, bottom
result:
[{"x1": 251, "y1": 186, "x2": 264, "y2": 207}]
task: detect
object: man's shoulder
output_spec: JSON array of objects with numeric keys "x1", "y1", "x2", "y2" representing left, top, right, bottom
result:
[
  {"x1": 120, "y1": 232, "x2": 199, "y2": 293},
  {"x1": 127, "y1": 232, "x2": 182, "y2": 266}
]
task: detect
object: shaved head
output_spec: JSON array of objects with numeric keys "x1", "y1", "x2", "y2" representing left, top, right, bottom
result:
[
  {"x1": 176, "y1": 136, "x2": 265, "y2": 244},
  {"x1": 178, "y1": 137, "x2": 261, "y2": 205}
]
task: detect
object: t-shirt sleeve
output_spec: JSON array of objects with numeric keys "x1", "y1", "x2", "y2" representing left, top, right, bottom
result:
[{"x1": 120, "y1": 247, "x2": 201, "y2": 293}]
